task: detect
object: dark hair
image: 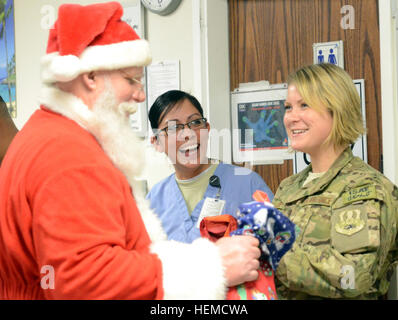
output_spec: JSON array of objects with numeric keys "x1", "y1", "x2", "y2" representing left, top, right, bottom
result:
[
  {"x1": 0, "y1": 95, "x2": 12, "y2": 119},
  {"x1": 148, "y1": 90, "x2": 204, "y2": 130}
]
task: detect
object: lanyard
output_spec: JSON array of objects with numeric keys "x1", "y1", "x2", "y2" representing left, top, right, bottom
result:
[{"x1": 209, "y1": 175, "x2": 221, "y2": 200}]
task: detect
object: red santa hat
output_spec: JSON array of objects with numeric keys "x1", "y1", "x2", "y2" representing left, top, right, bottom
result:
[{"x1": 41, "y1": 2, "x2": 151, "y2": 83}]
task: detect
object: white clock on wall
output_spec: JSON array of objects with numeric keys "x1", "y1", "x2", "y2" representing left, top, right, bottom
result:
[{"x1": 141, "y1": 0, "x2": 182, "y2": 16}]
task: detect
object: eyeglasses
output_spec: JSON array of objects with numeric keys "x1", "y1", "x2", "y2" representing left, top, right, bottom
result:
[
  {"x1": 130, "y1": 77, "x2": 143, "y2": 85},
  {"x1": 125, "y1": 77, "x2": 144, "y2": 87},
  {"x1": 157, "y1": 117, "x2": 207, "y2": 136},
  {"x1": 119, "y1": 70, "x2": 144, "y2": 87}
]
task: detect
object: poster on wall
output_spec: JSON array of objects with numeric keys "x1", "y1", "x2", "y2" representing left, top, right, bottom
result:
[
  {"x1": 231, "y1": 82, "x2": 292, "y2": 164},
  {"x1": 0, "y1": 0, "x2": 16, "y2": 118}
]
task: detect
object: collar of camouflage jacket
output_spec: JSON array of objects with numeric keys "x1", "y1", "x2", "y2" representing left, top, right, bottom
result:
[{"x1": 280, "y1": 147, "x2": 354, "y2": 204}]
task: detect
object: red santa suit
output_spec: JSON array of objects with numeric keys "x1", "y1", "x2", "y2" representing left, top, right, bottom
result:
[
  {"x1": 0, "y1": 2, "x2": 226, "y2": 300},
  {"x1": 0, "y1": 88, "x2": 226, "y2": 300}
]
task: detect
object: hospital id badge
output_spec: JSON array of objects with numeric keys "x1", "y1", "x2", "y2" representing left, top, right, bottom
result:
[{"x1": 196, "y1": 198, "x2": 226, "y2": 228}]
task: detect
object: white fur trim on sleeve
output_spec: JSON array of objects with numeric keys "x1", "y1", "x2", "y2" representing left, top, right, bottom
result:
[
  {"x1": 131, "y1": 187, "x2": 167, "y2": 243},
  {"x1": 151, "y1": 238, "x2": 227, "y2": 300}
]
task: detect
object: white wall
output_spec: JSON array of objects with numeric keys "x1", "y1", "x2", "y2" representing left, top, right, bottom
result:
[
  {"x1": 380, "y1": 0, "x2": 398, "y2": 185},
  {"x1": 14, "y1": 0, "x2": 50, "y2": 129},
  {"x1": 200, "y1": 0, "x2": 231, "y2": 164},
  {"x1": 381, "y1": 0, "x2": 398, "y2": 300},
  {"x1": 146, "y1": 0, "x2": 195, "y2": 94}
]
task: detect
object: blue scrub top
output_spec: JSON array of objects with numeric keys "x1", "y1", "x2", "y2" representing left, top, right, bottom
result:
[{"x1": 146, "y1": 163, "x2": 274, "y2": 243}]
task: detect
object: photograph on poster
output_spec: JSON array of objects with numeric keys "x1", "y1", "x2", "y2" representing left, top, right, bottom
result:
[
  {"x1": 231, "y1": 83, "x2": 292, "y2": 164},
  {"x1": 237, "y1": 100, "x2": 288, "y2": 151},
  {"x1": 0, "y1": 0, "x2": 16, "y2": 118}
]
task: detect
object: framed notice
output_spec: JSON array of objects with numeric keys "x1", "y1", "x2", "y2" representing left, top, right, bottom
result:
[
  {"x1": 231, "y1": 83, "x2": 292, "y2": 164},
  {"x1": 146, "y1": 60, "x2": 180, "y2": 112}
]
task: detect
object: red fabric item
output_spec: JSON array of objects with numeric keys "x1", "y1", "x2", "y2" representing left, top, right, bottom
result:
[
  {"x1": 0, "y1": 108, "x2": 163, "y2": 299},
  {"x1": 46, "y1": 2, "x2": 139, "y2": 56},
  {"x1": 200, "y1": 214, "x2": 277, "y2": 300},
  {"x1": 199, "y1": 214, "x2": 237, "y2": 241},
  {"x1": 252, "y1": 190, "x2": 271, "y2": 203}
]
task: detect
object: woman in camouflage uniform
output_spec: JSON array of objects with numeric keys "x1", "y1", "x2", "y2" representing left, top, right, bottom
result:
[{"x1": 273, "y1": 63, "x2": 398, "y2": 299}]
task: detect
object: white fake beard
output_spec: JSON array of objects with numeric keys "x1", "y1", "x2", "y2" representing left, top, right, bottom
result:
[
  {"x1": 87, "y1": 81, "x2": 167, "y2": 242},
  {"x1": 89, "y1": 79, "x2": 146, "y2": 190}
]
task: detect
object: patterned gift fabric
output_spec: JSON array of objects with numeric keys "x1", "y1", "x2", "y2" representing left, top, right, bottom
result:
[
  {"x1": 200, "y1": 214, "x2": 278, "y2": 300},
  {"x1": 200, "y1": 193, "x2": 296, "y2": 300},
  {"x1": 227, "y1": 260, "x2": 278, "y2": 300},
  {"x1": 231, "y1": 201, "x2": 297, "y2": 270}
]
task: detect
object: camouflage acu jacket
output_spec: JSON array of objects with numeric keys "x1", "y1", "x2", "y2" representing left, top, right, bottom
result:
[{"x1": 273, "y1": 147, "x2": 398, "y2": 299}]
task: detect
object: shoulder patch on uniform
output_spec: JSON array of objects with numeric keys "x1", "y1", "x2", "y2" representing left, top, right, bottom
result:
[
  {"x1": 334, "y1": 209, "x2": 365, "y2": 236},
  {"x1": 341, "y1": 185, "x2": 377, "y2": 205}
]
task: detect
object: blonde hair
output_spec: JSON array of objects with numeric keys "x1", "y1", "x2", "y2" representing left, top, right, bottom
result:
[{"x1": 287, "y1": 63, "x2": 366, "y2": 149}]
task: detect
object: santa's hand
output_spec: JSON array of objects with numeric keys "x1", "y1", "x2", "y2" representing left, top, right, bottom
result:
[{"x1": 216, "y1": 235, "x2": 260, "y2": 287}]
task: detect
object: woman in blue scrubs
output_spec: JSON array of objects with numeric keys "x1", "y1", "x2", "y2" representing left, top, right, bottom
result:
[{"x1": 147, "y1": 90, "x2": 273, "y2": 243}]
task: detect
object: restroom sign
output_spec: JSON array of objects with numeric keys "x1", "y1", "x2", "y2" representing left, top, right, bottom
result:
[
  {"x1": 313, "y1": 40, "x2": 344, "y2": 69},
  {"x1": 293, "y1": 79, "x2": 367, "y2": 174}
]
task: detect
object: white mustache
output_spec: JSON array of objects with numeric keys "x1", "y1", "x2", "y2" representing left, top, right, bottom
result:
[{"x1": 119, "y1": 102, "x2": 138, "y2": 117}]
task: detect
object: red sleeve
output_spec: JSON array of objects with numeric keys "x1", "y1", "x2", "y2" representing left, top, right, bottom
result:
[{"x1": 32, "y1": 165, "x2": 163, "y2": 299}]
